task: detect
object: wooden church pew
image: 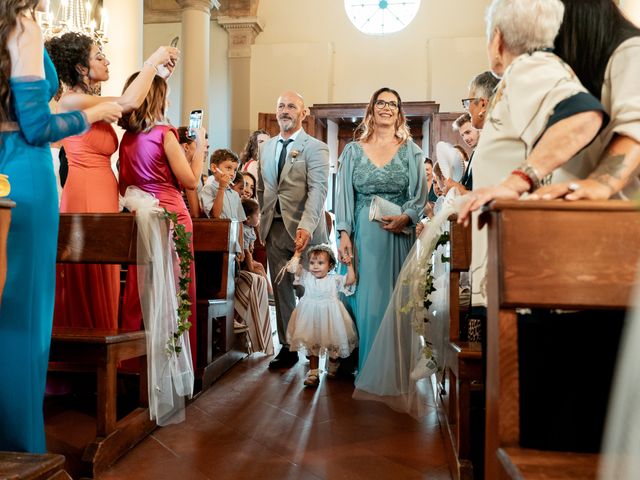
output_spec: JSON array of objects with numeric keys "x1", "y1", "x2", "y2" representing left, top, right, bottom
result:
[
  {"x1": 480, "y1": 199, "x2": 640, "y2": 479},
  {"x1": 438, "y1": 216, "x2": 483, "y2": 480},
  {"x1": 0, "y1": 452, "x2": 72, "y2": 480},
  {"x1": 192, "y1": 218, "x2": 242, "y2": 390},
  {"x1": 49, "y1": 213, "x2": 154, "y2": 477},
  {"x1": 48, "y1": 214, "x2": 240, "y2": 474}
]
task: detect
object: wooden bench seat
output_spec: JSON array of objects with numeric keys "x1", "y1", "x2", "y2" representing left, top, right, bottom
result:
[
  {"x1": 49, "y1": 213, "x2": 155, "y2": 477},
  {"x1": 496, "y1": 448, "x2": 599, "y2": 480},
  {"x1": 0, "y1": 452, "x2": 71, "y2": 480},
  {"x1": 192, "y1": 218, "x2": 242, "y2": 390},
  {"x1": 482, "y1": 200, "x2": 640, "y2": 480},
  {"x1": 48, "y1": 328, "x2": 150, "y2": 437}
]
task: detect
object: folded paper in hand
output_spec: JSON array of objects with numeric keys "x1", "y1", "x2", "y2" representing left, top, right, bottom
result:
[{"x1": 369, "y1": 195, "x2": 412, "y2": 235}]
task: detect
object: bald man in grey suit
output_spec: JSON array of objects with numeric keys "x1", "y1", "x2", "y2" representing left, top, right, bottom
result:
[{"x1": 258, "y1": 91, "x2": 330, "y2": 369}]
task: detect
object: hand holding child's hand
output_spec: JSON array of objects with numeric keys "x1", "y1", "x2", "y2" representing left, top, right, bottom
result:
[{"x1": 295, "y1": 228, "x2": 311, "y2": 252}]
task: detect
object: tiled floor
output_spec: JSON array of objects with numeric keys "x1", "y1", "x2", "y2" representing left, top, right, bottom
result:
[{"x1": 98, "y1": 353, "x2": 452, "y2": 480}]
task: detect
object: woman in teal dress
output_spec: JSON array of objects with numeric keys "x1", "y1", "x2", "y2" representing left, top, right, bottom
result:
[
  {"x1": 336, "y1": 87, "x2": 427, "y2": 374},
  {"x1": 0, "y1": 0, "x2": 121, "y2": 452}
]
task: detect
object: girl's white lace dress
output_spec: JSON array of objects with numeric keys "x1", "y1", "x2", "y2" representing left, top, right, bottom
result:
[{"x1": 286, "y1": 270, "x2": 358, "y2": 359}]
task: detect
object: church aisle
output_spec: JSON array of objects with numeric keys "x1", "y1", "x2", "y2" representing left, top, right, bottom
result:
[{"x1": 99, "y1": 354, "x2": 451, "y2": 480}]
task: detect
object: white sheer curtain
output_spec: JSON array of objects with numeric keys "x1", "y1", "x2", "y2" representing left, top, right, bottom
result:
[{"x1": 122, "y1": 187, "x2": 194, "y2": 426}]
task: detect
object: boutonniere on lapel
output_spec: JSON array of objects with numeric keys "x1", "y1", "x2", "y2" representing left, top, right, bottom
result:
[{"x1": 290, "y1": 150, "x2": 300, "y2": 163}]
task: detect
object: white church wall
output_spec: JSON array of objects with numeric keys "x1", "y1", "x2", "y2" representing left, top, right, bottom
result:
[{"x1": 252, "y1": 0, "x2": 492, "y2": 121}]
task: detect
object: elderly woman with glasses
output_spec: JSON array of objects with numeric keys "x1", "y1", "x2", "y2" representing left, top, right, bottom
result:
[
  {"x1": 462, "y1": 71, "x2": 500, "y2": 132},
  {"x1": 46, "y1": 33, "x2": 177, "y2": 331},
  {"x1": 458, "y1": 0, "x2": 606, "y2": 305},
  {"x1": 458, "y1": 0, "x2": 620, "y2": 455},
  {"x1": 335, "y1": 87, "x2": 427, "y2": 375}
]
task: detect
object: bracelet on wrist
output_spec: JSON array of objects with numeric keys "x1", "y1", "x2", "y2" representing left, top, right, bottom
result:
[
  {"x1": 515, "y1": 162, "x2": 542, "y2": 191},
  {"x1": 511, "y1": 169, "x2": 535, "y2": 192}
]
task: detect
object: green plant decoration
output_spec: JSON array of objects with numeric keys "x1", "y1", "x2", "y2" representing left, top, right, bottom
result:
[{"x1": 163, "y1": 209, "x2": 193, "y2": 357}]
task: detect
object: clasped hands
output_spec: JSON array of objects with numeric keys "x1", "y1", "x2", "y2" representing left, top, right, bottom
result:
[{"x1": 294, "y1": 228, "x2": 311, "y2": 253}]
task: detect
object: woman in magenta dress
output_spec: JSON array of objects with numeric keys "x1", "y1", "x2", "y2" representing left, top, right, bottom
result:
[
  {"x1": 46, "y1": 33, "x2": 178, "y2": 329},
  {"x1": 118, "y1": 73, "x2": 205, "y2": 365}
]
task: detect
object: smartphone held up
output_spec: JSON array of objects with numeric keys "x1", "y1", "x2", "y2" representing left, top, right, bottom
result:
[{"x1": 189, "y1": 109, "x2": 203, "y2": 139}]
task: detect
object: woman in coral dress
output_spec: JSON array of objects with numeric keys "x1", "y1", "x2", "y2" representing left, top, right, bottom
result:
[
  {"x1": 46, "y1": 32, "x2": 177, "y2": 329},
  {"x1": 118, "y1": 73, "x2": 206, "y2": 366}
]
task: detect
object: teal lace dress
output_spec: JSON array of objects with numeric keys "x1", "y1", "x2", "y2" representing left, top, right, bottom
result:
[
  {"x1": 0, "y1": 50, "x2": 87, "y2": 452},
  {"x1": 335, "y1": 141, "x2": 427, "y2": 373}
]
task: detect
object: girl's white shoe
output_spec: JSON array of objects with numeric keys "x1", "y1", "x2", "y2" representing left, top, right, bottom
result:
[
  {"x1": 304, "y1": 369, "x2": 320, "y2": 387},
  {"x1": 327, "y1": 359, "x2": 340, "y2": 378}
]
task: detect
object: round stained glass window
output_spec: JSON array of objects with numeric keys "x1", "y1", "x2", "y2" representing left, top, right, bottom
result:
[{"x1": 344, "y1": 0, "x2": 421, "y2": 35}]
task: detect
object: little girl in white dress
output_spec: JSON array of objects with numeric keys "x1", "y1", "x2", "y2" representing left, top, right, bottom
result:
[{"x1": 285, "y1": 244, "x2": 358, "y2": 387}]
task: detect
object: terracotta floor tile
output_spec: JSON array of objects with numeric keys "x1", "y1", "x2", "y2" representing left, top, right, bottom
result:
[
  {"x1": 180, "y1": 436, "x2": 321, "y2": 480},
  {"x1": 96, "y1": 353, "x2": 452, "y2": 479}
]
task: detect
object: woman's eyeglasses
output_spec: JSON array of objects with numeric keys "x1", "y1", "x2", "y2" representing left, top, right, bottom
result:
[
  {"x1": 461, "y1": 98, "x2": 478, "y2": 110},
  {"x1": 374, "y1": 100, "x2": 399, "y2": 111}
]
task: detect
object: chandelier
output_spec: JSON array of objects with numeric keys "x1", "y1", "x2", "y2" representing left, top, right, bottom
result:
[{"x1": 38, "y1": 0, "x2": 108, "y2": 47}]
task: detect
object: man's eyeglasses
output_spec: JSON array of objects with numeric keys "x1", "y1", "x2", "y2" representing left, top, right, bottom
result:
[
  {"x1": 374, "y1": 100, "x2": 399, "y2": 111},
  {"x1": 461, "y1": 98, "x2": 478, "y2": 110}
]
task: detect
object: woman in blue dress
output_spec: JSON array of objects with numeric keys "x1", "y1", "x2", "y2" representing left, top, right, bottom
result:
[
  {"x1": 0, "y1": 0, "x2": 121, "y2": 453},
  {"x1": 335, "y1": 87, "x2": 427, "y2": 374}
]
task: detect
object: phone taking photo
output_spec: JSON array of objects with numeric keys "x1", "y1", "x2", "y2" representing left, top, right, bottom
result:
[{"x1": 188, "y1": 109, "x2": 203, "y2": 139}]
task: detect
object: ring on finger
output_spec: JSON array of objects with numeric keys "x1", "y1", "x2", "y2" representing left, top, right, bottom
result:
[{"x1": 568, "y1": 182, "x2": 581, "y2": 192}]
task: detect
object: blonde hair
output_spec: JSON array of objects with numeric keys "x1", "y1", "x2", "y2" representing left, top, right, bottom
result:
[
  {"x1": 355, "y1": 87, "x2": 411, "y2": 144},
  {"x1": 118, "y1": 72, "x2": 168, "y2": 133}
]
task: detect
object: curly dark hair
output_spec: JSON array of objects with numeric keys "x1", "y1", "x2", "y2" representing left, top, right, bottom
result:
[
  {"x1": 45, "y1": 32, "x2": 93, "y2": 92},
  {"x1": 239, "y1": 129, "x2": 268, "y2": 166},
  {"x1": 0, "y1": 0, "x2": 40, "y2": 123}
]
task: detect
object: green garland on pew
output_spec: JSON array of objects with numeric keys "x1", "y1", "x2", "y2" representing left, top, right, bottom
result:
[
  {"x1": 399, "y1": 230, "x2": 450, "y2": 371},
  {"x1": 163, "y1": 209, "x2": 193, "y2": 357},
  {"x1": 420, "y1": 231, "x2": 450, "y2": 362}
]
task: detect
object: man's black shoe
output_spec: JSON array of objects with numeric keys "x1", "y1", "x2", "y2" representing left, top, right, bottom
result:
[{"x1": 268, "y1": 346, "x2": 299, "y2": 369}]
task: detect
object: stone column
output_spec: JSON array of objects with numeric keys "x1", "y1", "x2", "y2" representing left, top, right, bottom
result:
[
  {"x1": 101, "y1": 0, "x2": 144, "y2": 97},
  {"x1": 217, "y1": 16, "x2": 263, "y2": 153},
  {"x1": 177, "y1": 0, "x2": 217, "y2": 126}
]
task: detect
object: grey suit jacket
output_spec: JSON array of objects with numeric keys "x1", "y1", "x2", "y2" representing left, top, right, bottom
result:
[{"x1": 257, "y1": 129, "x2": 330, "y2": 245}]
